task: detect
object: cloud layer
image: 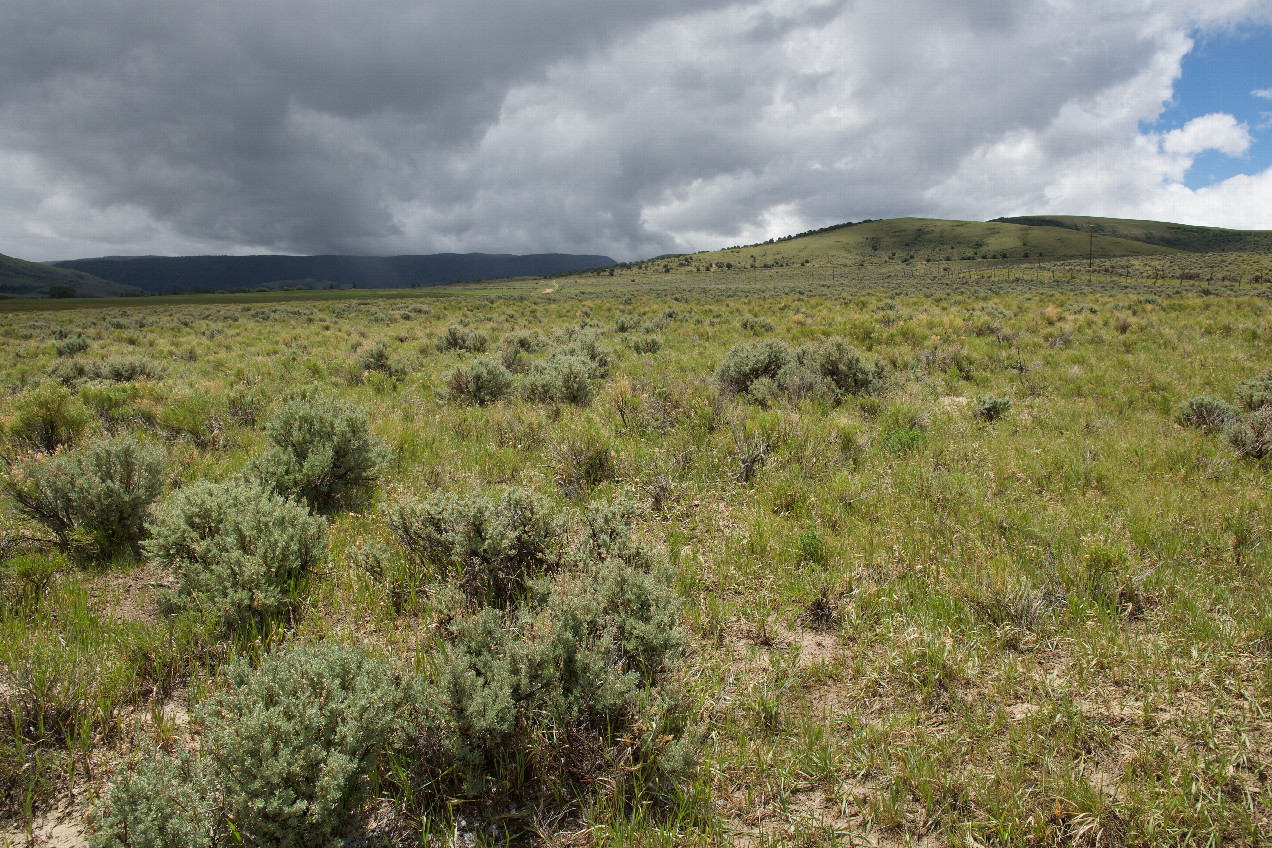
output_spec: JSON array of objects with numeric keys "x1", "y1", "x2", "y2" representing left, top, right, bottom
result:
[{"x1": 1, "y1": 0, "x2": 1270, "y2": 261}]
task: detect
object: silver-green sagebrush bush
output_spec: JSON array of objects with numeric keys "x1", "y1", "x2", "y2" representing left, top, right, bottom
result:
[
  {"x1": 522, "y1": 353, "x2": 597, "y2": 405},
  {"x1": 245, "y1": 395, "x2": 387, "y2": 512},
  {"x1": 143, "y1": 479, "x2": 327, "y2": 631},
  {"x1": 197, "y1": 642, "x2": 399, "y2": 848},
  {"x1": 414, "y1": 499, "x2": 689, "y2": 798},
  {"x1": 973, "y1": 394, "x2": 1013, "y2": 422},
  {"x1": 1227, "y1": 406, "x2": 1272, "y2": 460},
  {"x1": 714, "y1": 339, "x2": 794, "y2": 397},
  {"x1": 445, "y1": 356, "x2": 514, "y2": 405},
  {"x1": 1175, "y1": 395, "x2": 1238, "y2": 431},
  {"x1": 716, "y1": 336, "x2": 883, "y2": 404},
  {"x1": 3, "y1": 435, "x2": 166, "y2": 556},
  {"x1": 387, "y1": 486, "x2": 567, "y2": 608},
  {"x1": 47, "y1": 354, "x2": 164, "y2": 385},
  {"x1": 87, "y1": 746, "x2": 210, "y2": 848},
  {"x1": 435, "y1": 324, "x2": 488, "y2": 353},
  {"x1": 1235, "y1": 369, "x2": 1272, "y2": 412}
]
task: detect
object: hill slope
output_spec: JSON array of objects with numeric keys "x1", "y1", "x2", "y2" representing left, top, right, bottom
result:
[
  {"x1": 0, "y1": 253, "x2": 129, "y2": 297},
  {"x1": 992, "y1": 215, "x2": 1272, "y2": 253},
  {"x1": 52, "y1": 253, "x2": 616, "y2": 294},
  {"x1": 668, "y1": 217, "x2": 1179, "y2": 271}
]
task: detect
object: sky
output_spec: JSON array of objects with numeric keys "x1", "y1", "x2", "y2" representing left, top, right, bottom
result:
[{"x1": 1, "y1": 0, "x2": 1270, "y2": 263}]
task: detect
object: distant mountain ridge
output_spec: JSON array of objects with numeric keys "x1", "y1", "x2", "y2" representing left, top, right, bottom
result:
[
  {"x1": 51, "y1": 252, "x2": 617, "y2": 294},
  {"x1": 0, "y1": 252, "x2": 126, "y2": 297}
]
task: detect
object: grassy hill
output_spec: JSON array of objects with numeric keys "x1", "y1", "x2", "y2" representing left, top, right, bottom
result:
[
  {"x1": 0, "y1": 252, "x2": 132, "y2": 298},
  {"x1": 993, "y1": 215, "x2": 1272, "y2": 253},
  {"x1": 643, "y1": 217, "x2": 1177, "y2": 276}
]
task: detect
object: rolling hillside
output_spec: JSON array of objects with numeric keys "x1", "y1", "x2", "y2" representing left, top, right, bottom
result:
[
  {"x1": 0, "y1": 252, "x2": 131, "y2": 297},
  {"x1": 659, "y1": 217, "x2": 1180, "y2": 273},
  {"x1": 993, "y1": 215, "x2": 1272, "y2": 253}
]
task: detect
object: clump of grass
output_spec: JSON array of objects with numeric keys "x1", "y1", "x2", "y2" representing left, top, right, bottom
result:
[
  {"x1": 156, "y1": 390, "x2": 223, "y2": 448},
  {"x1": 550, "y1": 429, "x2": 617, "y2": 499},
  {"x1": 9, "y1": 382, "x2": 95, "y2": 452}
]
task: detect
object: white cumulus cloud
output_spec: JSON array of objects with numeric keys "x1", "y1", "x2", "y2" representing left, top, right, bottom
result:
[
  {"x1": 1160, "y1": 113, "x2": 1253, "y2": 156},
  {"x1": 0, "y1": 0, "x2": 1270, "y2": 262}
]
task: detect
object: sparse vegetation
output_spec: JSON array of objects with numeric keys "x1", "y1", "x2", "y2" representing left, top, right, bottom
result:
[{"x1": 2, "y1": 232, "x2": 1271, "y2": 846}]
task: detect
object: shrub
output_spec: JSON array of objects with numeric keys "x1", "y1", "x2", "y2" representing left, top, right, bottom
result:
[
  {"x1": 436, "y1": 325, "x2": 488, "y2": 353},
  {"x1": 1235, "y1": 369, "x2": 1272, "y2": 411},
  {"x1": 1227, "y1": 407, "x2": 1272, "y2": 460},
  {"x1": 522, "y1": 354, "x2": 597, "y2": 406},
  {"x1": 386, "y1": 487, "x2": 566, "y2": 608},
  {"x1": 355, "y1": 340, "x2": 397, "y2": 377},
  {"x1": 614, "y1": 314, "x2": 641, "y2": 333},
  {"x1": 246, "y1": 396, "x2": 387, "y2": 512},
  {"x1": 54, "y1": 336, "x2": 89, "y2": 357},
  {"x1": 421, "y1": 556, "x2": 686, "y2": 796},
  {"x1": 799, "y1": 337, "x2": 881, "y2": 397},
  {"x1": 87, "y1": 746, "x2": 210, "y2": 848},
  {"x1": 501, "y1": 329, "x2": 545, "y2": 353},
  {"x1": 1175, "y1": 395, "x2": 1238, "y2": 431},
  {"x1": 3, "y1": 436, "x2": 166, "y2": 555},
  {"x1": 973, "y1": 395, "x2": 1013, "y2": 423},
  {"x1": 9, "y1": 382, "x2": 94, "y2": 451},
  {"x1": 499, "y1": 331, "x2": 545, "y2": 372},
  {"x1": 714, "y1": 339, "x2": 794, "y2": 396},
  {"x1": 445, "y1": 357, "x2": 514, "y2": 405},
  {"x1": 627, "y1": 334, "x2": 663, "y2": 354},
  {"x1": 48, "y1": 355, "x2": 164, "y2": 385},
  {"x1": 556, "y1": 330, "x2": 612, "y2": 378},
  {"x1": 144, "y1": 480, "x2": 327, "y2": 631},
  {"x1": 197, "y1": 642, "x2": 399, "y2": 848}
]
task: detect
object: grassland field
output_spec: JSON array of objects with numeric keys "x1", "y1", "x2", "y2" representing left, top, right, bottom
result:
[{"x1": 1, "y1": 237, "x2": 1271, "y2": 847}]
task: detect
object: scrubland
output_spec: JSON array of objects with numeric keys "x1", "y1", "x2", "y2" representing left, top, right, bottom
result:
[{"x1": 2, "y1": 250, "x2": 1271, "y2": 846}]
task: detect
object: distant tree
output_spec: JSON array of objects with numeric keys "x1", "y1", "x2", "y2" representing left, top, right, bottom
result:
[{"x1": 48, "y1": 285, "x2": 76, "y2": 298}]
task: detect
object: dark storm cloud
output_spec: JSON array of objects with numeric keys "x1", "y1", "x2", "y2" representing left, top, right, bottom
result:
[{"x1": 1, "y1": 0, "x2": 1270, "y2": 261}]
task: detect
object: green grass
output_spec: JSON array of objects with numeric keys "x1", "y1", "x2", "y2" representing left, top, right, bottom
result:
[
  {"x1": 1, "y1": 247, "x2": 1271, "y2": 845},
  {"x1": 995, "y1": 215, "x2": 1272, "y2": 254}
]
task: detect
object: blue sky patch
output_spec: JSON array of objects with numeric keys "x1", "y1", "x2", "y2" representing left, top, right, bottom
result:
[{"x1": 1148, "y1": 25, "x2": 1272, "y2": 189}]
